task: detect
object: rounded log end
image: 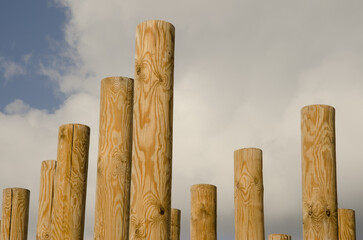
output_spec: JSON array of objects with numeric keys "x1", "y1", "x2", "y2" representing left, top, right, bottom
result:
[
  {"x1": 190, "y1": 184, "x2": 217, "y2": 193},
  {"x1": 301, "y1": 104, "x2": 335, "y2": 114},
  {"x1": 137, "y1": 19, "x2": 175, "y2": 31}
]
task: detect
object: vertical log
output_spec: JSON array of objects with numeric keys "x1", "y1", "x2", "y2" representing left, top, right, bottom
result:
[
  {"x1": 170, "y1": 208, "x2": 181, "y2": 240},
  {"x1": 129, "y1": 20, "x2": 175, "y2": 240},
  {"x1": 1, "y1": 188, "x2": 30, "y2": 240},
  {"x1": 51, "y1": 124, "x2": 90, "y2": 240},
  {"x1": 94, "y1": 77, "x2": 134, "y2": 240},
  {"x1": 234, "y1": 148, "x2": 264, "y2": 240},
  {"x1": 268, "y1": 234, "x2": 292, "y2": 240},
  {"x1": 190, "y1": 184, "x2": 217, "y2": 240},
  {"x1": 36, "y1": 160, "x2": 57, "y2": 240},
  {"x1": 301, "y1": 105, "x2": 338, "y2": 240},
  {"x1": 338, "y1": 208, "x2": 356, "y2": 240}
]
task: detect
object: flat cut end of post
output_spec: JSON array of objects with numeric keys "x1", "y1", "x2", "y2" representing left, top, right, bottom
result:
[
  {"x1": 59, "y1": 123, "x2": 90, "y2": 132},
  {"x1": 190, "y1": 184, "x2": 216, "y2": 192},
  {"x1": 4, "y1": 188, "x2": 30, "y2": 193},
  {"x1": 101, "y1": 76, "x2": 134, "y2": 83},
  {"x1": 301, "y1": 104, "x2": 335, "y2": 113},
  {"x1": 234, "y1": 147, "x2": 262, "y2": 154},
  {"x1": 137, "y1": 20, "x2": 175, "y2": 30}
]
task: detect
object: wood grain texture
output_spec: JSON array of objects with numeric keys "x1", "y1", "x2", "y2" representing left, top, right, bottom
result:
[
  {"x1": 129, "y1": 20, "x2": 175, "y2": 240},
  {"x1": 170, "y1": 208, "x2": 181, "y2": 240},
  {"x1": 36, "y1": 160, "x2": 57, "y2": 240},
  {"x1": 268, "y1": 234, "x2": 291, "y2": 240},
  {"x1": 234, "y1": 148, "x2": 264, "y2": 240},
  {"x1": 94, "y1": 77, "x2": 134, "y2": 240},
  {"x1": 190, "y1": 184, "x2": 217, "y2": 240},
  {"x1": 301, "y1": 105, "x2": 338, "y2": 240},
  {"x1": 51, "y1": 124, "x2": 90, "y2": 240},
  {"x1": 1, "y1": 188, "x2": 30, "y2": 240},
  {"x1": 338, "y1": 208, "x2": 356, "y2": 240}
]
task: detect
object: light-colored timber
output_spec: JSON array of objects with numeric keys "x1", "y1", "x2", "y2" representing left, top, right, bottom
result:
[
  {"x1": 301, "y1": 105, "x2": 338, "y2": 240},
  {"x1": 338, "y1": 208, "x2": 356, "y2": 240},
  {"x1": 190, "y1": 184, "x2": 217, "y2": 240},
  {"x1": 36, "y1": 160, "x2": 57, "y2": 240},
  {"x1": 51, "y1": 124, "x2": 90, "y2": 240},
  {"x1": 170, "y1": 208, "x2": 181, "y2": 240},
  {"x1": 129, "y1": 20, "x2": 175, "y2": 240},
  {"x1": 94, "y1": 77, "x2": 134, "y2": 240},
  {"x1": 1, "y1": 188, "x2": 30, "y2": 240},
  {"x1": 234, "y1": 148, "x2": 264, "y2": 240},
  {"x1": 268, "y1": 234, "x2": 292, "y2": 240}
]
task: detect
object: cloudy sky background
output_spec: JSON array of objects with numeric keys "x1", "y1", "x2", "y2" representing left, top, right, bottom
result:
[{"x1": 1, "y1": 0, "x2": 363, "y2": 239}]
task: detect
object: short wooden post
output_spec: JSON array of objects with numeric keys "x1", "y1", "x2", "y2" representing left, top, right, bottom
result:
[
  {"x1": 190, "y1": 184, "x2": 217, "y2": 240},
  {"x1": 170, "y1": 208, "x2": 181, "y2": 240},
  {"x1": 94, "y1": 77, "x2": 134, "y2": 240},
  {"x1": 36, "y1": 160, "x2": 57, "y2": 240},
  {"x1": 338, "y1": 208, "x2": 356, "y2": 240},
  {"x1": 301, "y1": 105, "x2": 338, "y2": 240},
  {"x1": 1, "y1": 188, "x2": 30, "y2": 240},
  {"x1": 268, "y1": 234, "x2": 292, "y2": 240},
  {"x1": 234, "y1": 148, "x2": 264, "y2": 240},
  {"x1": 51, "y1": 124, "x2": 90, "y2": 240},
  {"x1": 129, "y1": 20, "x2": 175, "y2": 240}
]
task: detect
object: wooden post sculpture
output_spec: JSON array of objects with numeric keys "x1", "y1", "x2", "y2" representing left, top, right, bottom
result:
[
  {"x1": 269, "y1": 234, "x2": 292, "y2": 240},
  {"x1": 190, "y1": 184, "x2": 217, "y2": 240},
  {"x1": 170, "y1": 208, "x2": 181, "y2": 240},
  {"x1": 129, "y1": 20, "x2": 175, "y2": 240},
  {"x1": 234, "y1": 148, "x2": 264, "y2": 240},
  {"x1": 338, "y1": 208, "x2": 356, "y2": 240},
  {"x1": 1, "y1": 188, "x2": 30, "y2": 240},
  {"x1": 301, "y1": 105, "x2": 338, "y2": 240},
  {"x1": 36, "y1": 160, "x2": 57, "y2": 240},
  {"x1": 51, "y1": 124, "x2": 90, "y2": 240},
  {"x1": 94, "y1": 77, "x2": 134, "y2": 240}
]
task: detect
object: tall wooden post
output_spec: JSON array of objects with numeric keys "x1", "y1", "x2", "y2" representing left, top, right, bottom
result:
[
  {"x1": 170, "y1": 208, "x2": 181, "y2": 240},
  {"x1": 190, "y1": 184, "x2": 217, "y2": 240},
  {"x1": 94, "y1": 77, "x2": 134, "y2": 240},
  {"x1": 51, "y1": 124, "x2": 90, "y2": 240},
  {"x1": 1, "y1": 188, "x2": 30, "y2": 240},
  {"x1": 129, "y1": 20, "x2": 175, "y2": 240},
  {"x1": 268, "y1": 234, "x2": 292, "y2": 240},
  {"x1": 338, "y1": 208, "x2": 356, "y2": 240},
  {"x1": 234, "y1": 148, "x2": 264, "y2": 240},
  {"x1": 301, "y1": 105, "x2": 338, "y2": 240},
  {"x1": 36, "y1": 160, "x2": 57, "y2": 240}
]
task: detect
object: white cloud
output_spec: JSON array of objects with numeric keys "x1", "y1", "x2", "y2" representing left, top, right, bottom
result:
[{"x1": 0, "y1": 56, "x2": 26, "y2": 80}]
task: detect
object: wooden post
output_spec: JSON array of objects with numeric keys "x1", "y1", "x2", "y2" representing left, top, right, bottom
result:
[
  {"x1": 94, "y1": 77, "x2": 134, "y2": 240},
  {"x1": 36, "y1": 160, "x2": 57, "y2": 240},
  {"x1": 268, "y1": 234, "x2": 292, "y2": 240},
  {"x1": 170, "y1": 208, "x2": 181, "y2": 240},
  {"x1": 301, "y1": 105, "x2": 338, "y2": 240},
  {"x1": 190, "y1": 184, "x2": 217, "y2": 240},
  {"x1": 1, "y1": 188, "x2": 30, "y2": 240},
  {"x1": 51, "y1": 124, "x2": 90, "y2": 240},
  {"x1": 338, "y1": 208, "x2": 356, "y2": 240},
  {"x1": 234, "y1": 148, "x2": 264, "y2": 240},
  {"x1": 129, "y1": 20, "x2": 175, "y2": 240}
]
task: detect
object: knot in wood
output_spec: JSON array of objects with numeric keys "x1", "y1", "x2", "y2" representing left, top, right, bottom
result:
[{"x1": 326, "y1": 209, "x2": 331, "y2": 217}]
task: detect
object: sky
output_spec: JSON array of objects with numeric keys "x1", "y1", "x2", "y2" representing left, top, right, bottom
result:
[{"x1": 1, "y1": 0, "x2": 363, "y2": 239}]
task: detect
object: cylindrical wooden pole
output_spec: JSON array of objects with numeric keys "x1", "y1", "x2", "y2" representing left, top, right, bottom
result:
[
  {"x1": 170, "y1": 208, "x2": 181, "y2": 240},
  {"x1": 338, "y1": 208, "x2": 356, "y2": 240},
  {"x1": 1, "y1": 188, "x2": 30, "y2": 240},
  {"x1": 234, "y1": 148, "x2": 264, "y2": 240},
  {"x1": 129, "y1": 20, "x2": 175, "y2": 240},
  {"x1": 269, "y1": 234, "x2": 292, "y2": 240},
  {"x1": 190, "y1": 184, "x2": 217, "y2": 240},
  {"x1": 94, "y1": 77, "x2": 134, "y2": 240},
  {"x1": 36, "y1": 160, "x2": 57, "y2": 240},
  {"x1": 301, "y1": 105, "x2": 338, "y2": 240},
  {"x1": 51, "y1": 124, "x2": 90, "y2": 240}
]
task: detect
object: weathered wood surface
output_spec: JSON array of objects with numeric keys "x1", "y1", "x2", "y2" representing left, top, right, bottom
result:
[
  {"x1": 1, "y1": 188, "x2": 30, "y2": 240},
  {"x1": 36, "y1": 160, "x2": 57, "y2": 240},
  {"x1": 190, "y1": 184, "x2": 217, "y2": 240},
  {"x1": 94, "y1": 77, "x2": 134, "y2": 240},
  {"x1": 170, "y1": 208, "x2": 181, "y2": 240},
  {"x1": 301, "y1": 105, "x2": 338, "y2": 240},
  {"x1": 234, "y1": 148, "x2": 264, "y2": 240},
  {"x1": 129, "y1": 20, "x2": 175, "y2": 240},
  {"x1": 51, "y1": 124, "x2": 90, "y2": 240},
  {"x1": 268, "y1": 234, "x2": 292, "y2": 240},
  {"x1": 338, "y1": 208, "x2": 356, "y2": 240}
]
